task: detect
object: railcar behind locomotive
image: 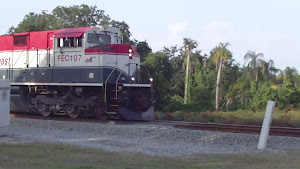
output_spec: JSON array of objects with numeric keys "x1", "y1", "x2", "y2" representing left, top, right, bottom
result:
[{"x1": 0, "y1": 26, "x2": 154, "y2": 120}]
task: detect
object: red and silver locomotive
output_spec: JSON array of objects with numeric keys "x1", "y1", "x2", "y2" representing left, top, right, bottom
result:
[{"x1": 0, "y1": 26, "x2": 154, "y2": 120}]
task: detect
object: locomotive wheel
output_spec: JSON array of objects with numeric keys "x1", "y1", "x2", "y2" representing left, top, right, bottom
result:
[
  {"x1": 41, "y1": 110, "x2": 52, "y2": 117},
  {"x1": 93, "y1": 105, "x2": 108, "y2": 120},
  {"x1": 66, "y1": 106, "x2": 81, "y2": 119},
  {"x1": 98, "y1": 113, "x2": 110, "y2": 120},
  {"x1": 37, "y1": 104, "x2": 52, "y2": 117}
]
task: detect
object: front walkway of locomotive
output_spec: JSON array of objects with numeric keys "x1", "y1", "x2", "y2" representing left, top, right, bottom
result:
[{"x1": 0, "y1": 26, "x2": 154, "y2": 121}]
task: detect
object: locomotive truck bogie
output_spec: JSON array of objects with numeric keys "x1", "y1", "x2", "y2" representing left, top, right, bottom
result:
[{"x1": 11, "y1": 85, "x2": 105, "y2": 118}]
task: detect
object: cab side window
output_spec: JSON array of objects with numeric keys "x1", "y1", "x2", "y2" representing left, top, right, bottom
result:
[
  {"x1": 57, "y1": 36, "x2": 83, "y2": 47},
  {"x1": 77, "y1": 37, "x2": 82, "y2": 47},
  {"x1": 13, "y1": 35, "x2": 27, "y2": 46}
]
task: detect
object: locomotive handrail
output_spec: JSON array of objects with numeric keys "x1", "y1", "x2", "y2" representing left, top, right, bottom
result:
[
  {"x1": 115, "y1": 72, "x2": 123, "y2": 99},
  {"x1": 104, "y1": 67, "x2": 117, "y2": 104},
  {"x1": 115, "y1": 64, "x2": 128, "y2": 99}
]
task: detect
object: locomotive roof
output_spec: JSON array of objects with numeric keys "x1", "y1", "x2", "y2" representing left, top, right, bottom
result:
[
  {"x1": 0, "y1": 27, "x2": 95, "y2": 37},
  {"x1": 54, "y1": 27, "x2": 93, "y2": 38},
  {"x1": 0, "y1": 27, "x2": 94, "y2": 51},
  {"x1": 0, "y1": 26, "x2": 123, "y2": 52}
]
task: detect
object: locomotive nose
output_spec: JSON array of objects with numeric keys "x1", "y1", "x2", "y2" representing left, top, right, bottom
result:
[{"x1": 117, "y1": 86, "x2": 154, "y2": 121}]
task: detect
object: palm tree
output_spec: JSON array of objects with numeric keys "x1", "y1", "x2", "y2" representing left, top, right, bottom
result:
[
  {"x1": 284, "y1": 67, "x2": 298, "y2": 86},
  {"x1": 275, "y1": 69, "x2": 284, "y2": 84},
  {"x1": 183, "y1": 38, "x2": 198, "y2": 104},
  {"x1": 212, "y1": 42, "x2": 231, "y2": 111},
  {"x1": 244, "y1": 50, "x2": 264, "y2": 90},
  {"x1": 225, "y1": 81, "x2": 244, "y2": 110},
  {"x1": 260, "y1": 59, "x2": 277, "y2": 81}
]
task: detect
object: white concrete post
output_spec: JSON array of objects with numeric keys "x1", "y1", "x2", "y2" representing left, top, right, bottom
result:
[
  {"x1": 257, "y1": 100, "x2": 276, "y2": 150},
  {"x1": 0, "y1": 79, "x2": 10, "y2": 127}
]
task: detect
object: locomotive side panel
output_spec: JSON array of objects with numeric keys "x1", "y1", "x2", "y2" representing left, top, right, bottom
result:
[
  {"x1": 27, "y1": 50, "x2": 49, "y2": 68},
  {"x1": 0, "y1": 50, "x2": 25, "y2": 82},
  {"x1": 53, "y1": 68, "x2": 100, "y2": 83},
  {"x1": 28, "y1": 31, "x2": 54, "y2": 68}
]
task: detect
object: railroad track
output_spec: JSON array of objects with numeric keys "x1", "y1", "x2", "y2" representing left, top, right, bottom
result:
[
  {"x1": 154, "y1": 120, "x2": 300, "y2": 137},
  {"x1": 10, "y1": 113, "x2": 300, "y2": 137}
]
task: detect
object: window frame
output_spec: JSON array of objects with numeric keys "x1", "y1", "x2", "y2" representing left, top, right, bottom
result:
[
  {"x1": 13, "y1": 35, "x2": 27, "y2": 46},
  {"x1": 57, "y1": 35, "x2": 83, "y2": 48},
  {"x1": 87, "y1": 33, "x2": 111, "y2": 45}
]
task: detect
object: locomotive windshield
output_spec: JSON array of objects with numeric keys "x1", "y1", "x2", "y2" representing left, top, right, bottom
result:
[{"x1": 87, "y1": 33, "x2": 111, "y2": 44}]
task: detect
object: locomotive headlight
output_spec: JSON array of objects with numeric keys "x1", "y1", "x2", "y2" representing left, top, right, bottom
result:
[
  {"x1": 128, "y1": 48, "x2": 133, "y2": 59},
  {"x1": 149, "y1": 77, "x2": 153, "y2": 82},
  {"x1": 131, "y1": 77, "x2": 135, "y2": 81}
]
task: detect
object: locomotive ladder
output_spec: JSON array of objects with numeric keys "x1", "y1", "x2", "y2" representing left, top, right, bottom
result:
[
  {"x1": 107, "y1": 70, "x2": 125, "y2": 113},
  {"x1": 104, "y1": 68, "x2": 124, "y2": 114},
  {"x1": 104, "y1": 68, "x2": 116, "y2": 114},
  {"x1": 112, "y1": 63, "x2": 130, "y2": 109},
  {"x1": 104, "y1": 63, "x2": 130, "y2": 115}
]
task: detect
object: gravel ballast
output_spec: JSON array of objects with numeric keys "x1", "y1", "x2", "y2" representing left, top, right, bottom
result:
[{"x1": 0, "y1": 117, "x2": 299, "y2": 156}]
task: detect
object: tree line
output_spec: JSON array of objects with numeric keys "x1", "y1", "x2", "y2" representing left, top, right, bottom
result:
[{"x1": 8, "y1": 4, "x2": 300, "y2": 112}]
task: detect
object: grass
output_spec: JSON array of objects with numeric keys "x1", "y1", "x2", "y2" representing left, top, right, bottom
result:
[
  {"x1": 156, "y1": 108, "x2": 300, "y2": 127},
  {"x1": 0, "y1": 143, "x2": 299, "y2": 169}
]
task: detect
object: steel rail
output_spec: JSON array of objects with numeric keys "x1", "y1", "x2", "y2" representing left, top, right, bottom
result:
[{"x1": 153, "y1": 120, "x2": 300, "y2": 137}]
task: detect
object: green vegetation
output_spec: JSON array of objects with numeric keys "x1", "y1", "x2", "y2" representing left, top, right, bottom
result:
[
  {"x1": 0, "y1": 144, "x2": 299, "y2": 169},
  {"x1": 8, "y1": 4, "x2": 300, "y2": 122},
  {"x1": 148, "y1": 46, "x2": 300, "y2": 113}
]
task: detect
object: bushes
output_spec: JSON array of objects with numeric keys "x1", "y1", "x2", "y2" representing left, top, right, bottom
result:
[
  {"x1": 239, "y1": 82, "x2": 300, "y2": 111},
  {"x1": 165, "y1": 82, "x2": 300, "y2": 112},
  {"x1": 276, "y1": 82, "x2": 299, "y2": 109},
  {"x1": 165, "y1": 95, "x2": 205, "y2": 112},
  {"x1": 247, "y1": 85, "x2": 278, "y2": 111}
]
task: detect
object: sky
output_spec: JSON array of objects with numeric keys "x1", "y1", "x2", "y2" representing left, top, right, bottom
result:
[{"x1": 0, "y1": 0, "x2": 299, "y2": 70}]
